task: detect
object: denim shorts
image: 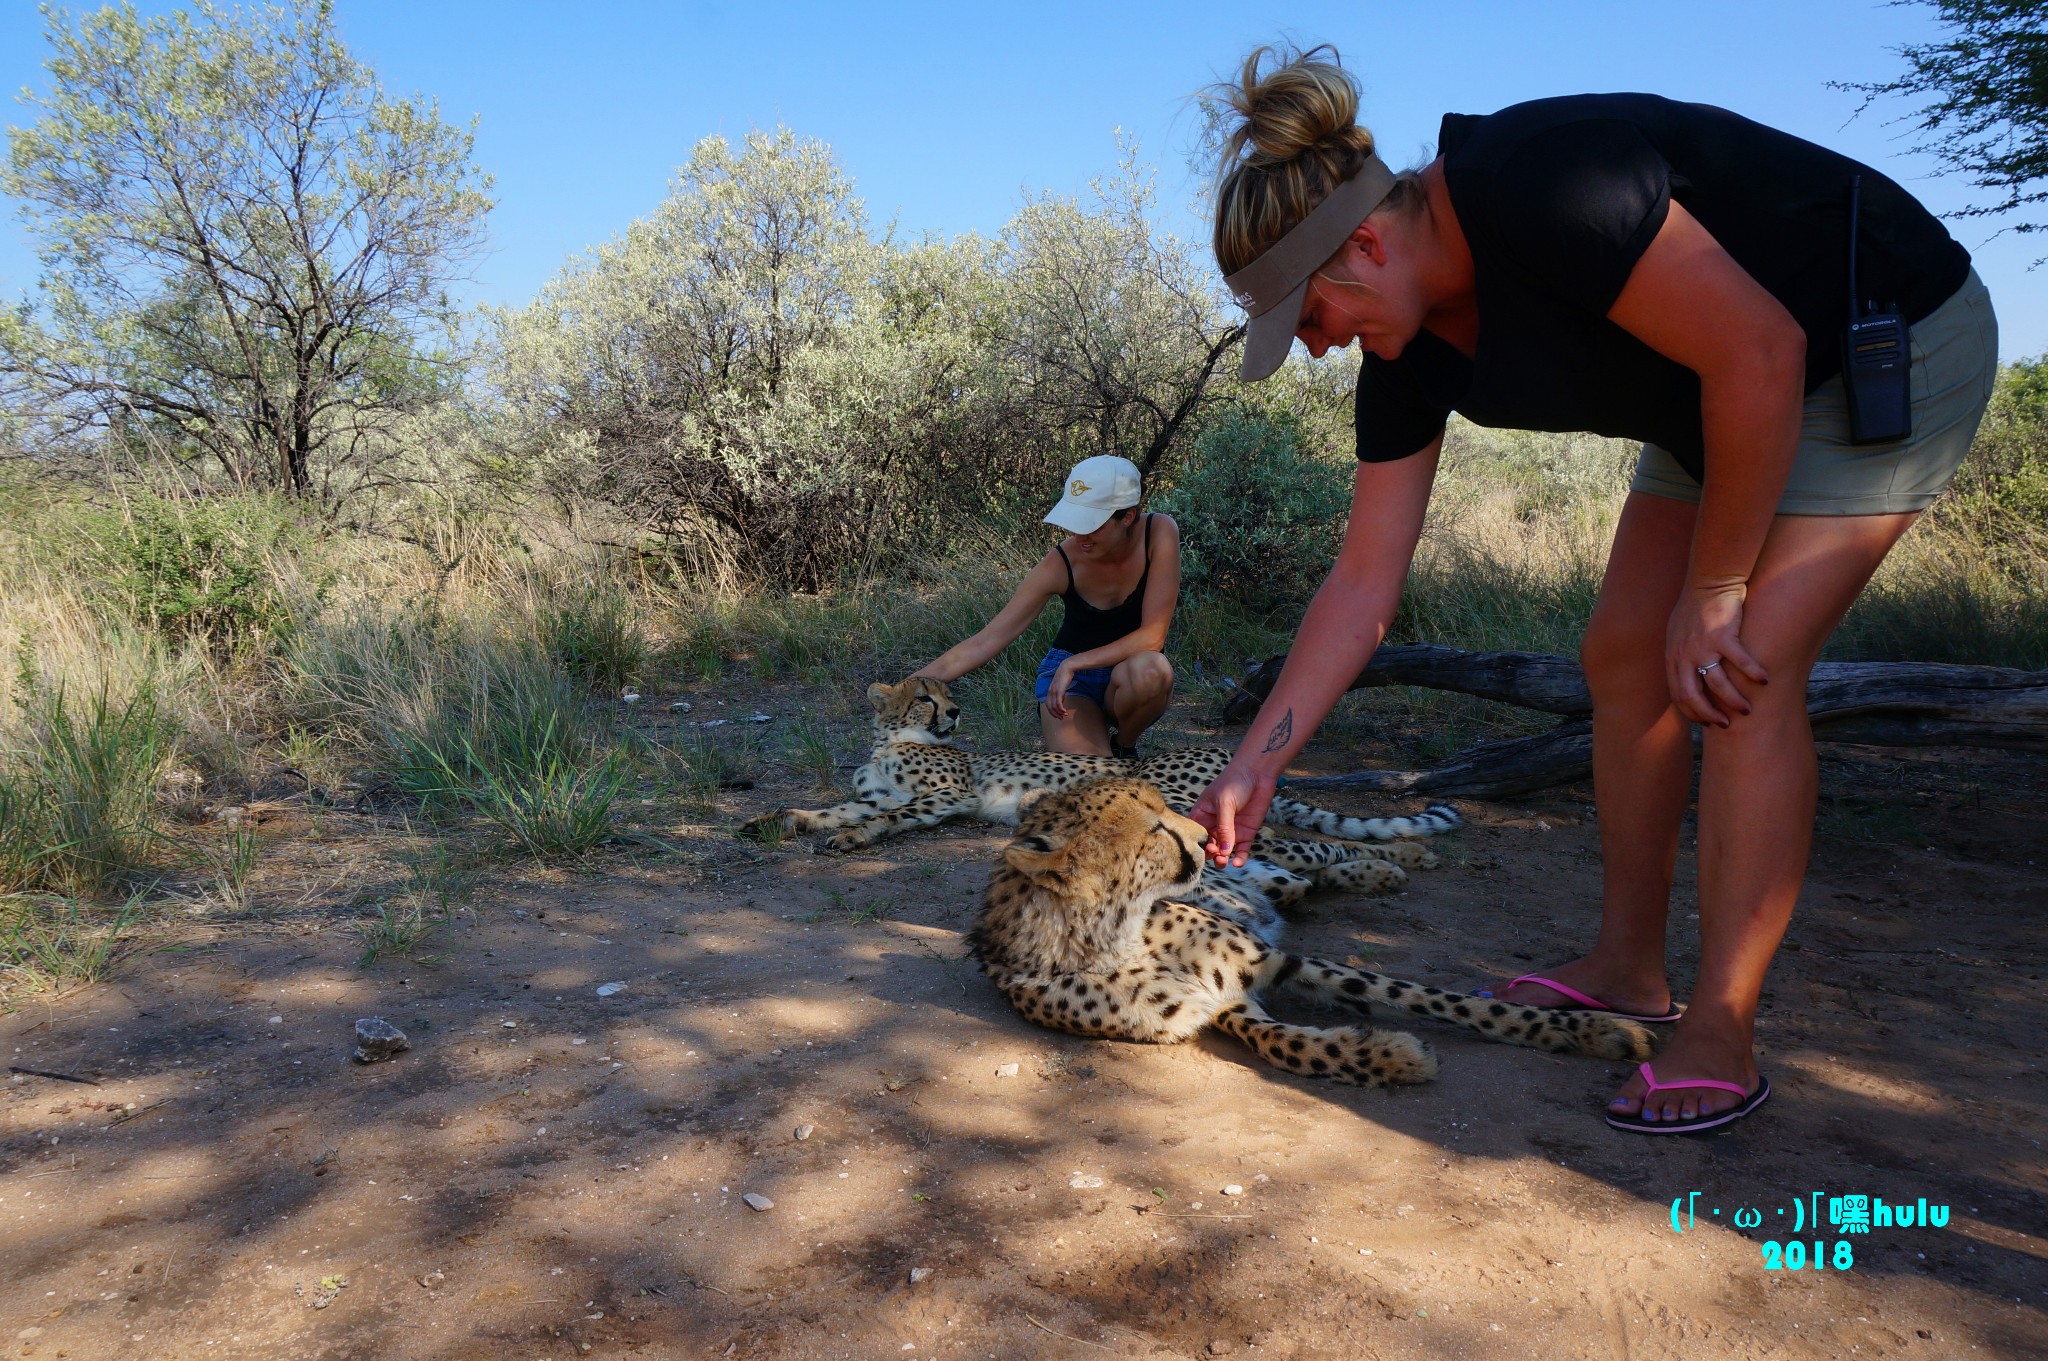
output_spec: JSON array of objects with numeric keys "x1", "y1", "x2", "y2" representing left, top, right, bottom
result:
[
  {"x1": 1633, "y1": 269, "x2": 1997, "y2": 514},
  {"x1": 1034, "y1": 649, "x2": 1114, "y2": 708}
]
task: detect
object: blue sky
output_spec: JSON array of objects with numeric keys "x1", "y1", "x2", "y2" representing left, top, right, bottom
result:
[{"x1": 3, "y1": 0, "x2": 2044, "y2": 359}]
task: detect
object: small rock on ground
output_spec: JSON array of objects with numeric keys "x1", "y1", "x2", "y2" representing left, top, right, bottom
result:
[
  {"x1": 742, "y1": 1192, "x2": 774, "y2": 1212},
  {"x1": 794, "y1": 1124, "x2": 815, "y2": 1141},
  {"x1": 351, "y1": 1018, "x2": 409, "y2": 1064}
]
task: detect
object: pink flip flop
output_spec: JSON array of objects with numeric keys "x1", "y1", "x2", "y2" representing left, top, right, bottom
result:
[
  {"x1": 1606, "y1": 1062, "x2": 1772, "y2": 1135},
  {"x1": 1475, "y1": 974, "x2": 1683, "y2": 1024}
]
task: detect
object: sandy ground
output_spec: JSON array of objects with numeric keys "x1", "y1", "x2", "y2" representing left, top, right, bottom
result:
[{"x1": 2, "y1": 693, "x2": 2044, "y2": 1361}]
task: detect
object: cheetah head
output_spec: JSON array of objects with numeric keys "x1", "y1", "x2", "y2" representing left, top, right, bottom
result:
[
  {"x1": 866, "y1": 676, "x2": 961, "y2": 744},
  {"x1": 1002, "y1": 778, "x2": 1207, "y2": 906}
]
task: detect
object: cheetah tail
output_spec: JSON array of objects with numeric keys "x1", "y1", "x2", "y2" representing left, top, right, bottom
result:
[
  {"x1": 1265, "y1": 798, "x2": 1463, "y2": 842},
  {"x1": 1278, "y1": 955, "x2": 1655, "y2": 1061}
]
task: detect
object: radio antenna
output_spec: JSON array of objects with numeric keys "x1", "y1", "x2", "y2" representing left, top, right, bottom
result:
[{"x1": 1847, "y1": 174, "x2": 1862, "y2": 318}]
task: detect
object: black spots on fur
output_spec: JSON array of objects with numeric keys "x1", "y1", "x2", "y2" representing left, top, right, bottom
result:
[
  {"x1": 1323, "y1": 1041, "x2": 1342, "y2": 1058},
  {"x1": 1453, "y1": 1003, "x2": 1471, "y2": 1018},
  {"x1": 1341, "y1": 977, "x2": 1366, "y2": 995},
  {"x1": 1384, "y1": 981, "x2": 1407, "y2": 998},
  {"x1": 1147, "y1": 991, "x2": 1169, "y2": 1005},
  {"x1": 1422, "y1": 986, "x2": 1443, "y2": 997},
  {"x1": 1519, "y1": 1008, "x2": 1540, "y2": 1021},
  {"x1": 1237, "y1": 969, "x2": 1255, "y2": 989},
  {"x1": 1104, "y1": 968, "x2": 1120, "y2": 982},
  {"x1": 1271, "y1": 956, "x2": 1304, "y2": 987},
  {"x1": 1310, "y1": 1058, "x2": 1329, "y2": 1073},
  {"x1": 1107, "y1": 1000, "x2": 1120, "y2": 1014},
  {"x1": 1211, "y1": 967, "x2": 1226, "y2": 989},
  {"x1": 1288, "y1": 1037, "x2": 1305, "y2": 1053},
  {"x1": 1083, "y1": 999, "x2": 1099, "y2": 1013},
  {"x1": 1034, "y1": 983, "x2": 1052, "y2": 997},
  {"x1": 1159, "y1": 1001, "x2": 1182, "y2": 1019},
  {"x1": 1429, "y1": 999, "x2": 1447, "y2": 1013},
  {"x1": 1489, "y1": 1003, "x2": 1508, "y2": 1017}
]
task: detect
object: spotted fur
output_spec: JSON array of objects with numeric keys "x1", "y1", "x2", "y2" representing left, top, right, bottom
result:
[
  {"x1": 966, "y1": 779, "x2": 1656, "y2": 1087},
  {"x1": 738, "y1": 677, "x2": 1458, "y2": 900}
]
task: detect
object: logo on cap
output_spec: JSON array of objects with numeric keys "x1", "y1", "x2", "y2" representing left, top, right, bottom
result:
[{"x1": 1070, "y1": 480, "x2": 1090, "y2": 495}]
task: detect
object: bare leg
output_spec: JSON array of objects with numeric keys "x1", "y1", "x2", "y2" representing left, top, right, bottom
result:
[
  {"x1": 1614, "y1": 508, "x2": 1918, "y2": 1122},
  {"x1": 1505, "y1": 494, "x2": 1921, "y2": 1123},
  {"x1": 1502, "y1": 492, "x2": 1699, "y2": 1018},
  {"x1": 1104, "y1": 651, "x2": 1174, "y2": 749},
  {"x1": 1041, "y1": 696, "x2": 1114, "y2": 755}
]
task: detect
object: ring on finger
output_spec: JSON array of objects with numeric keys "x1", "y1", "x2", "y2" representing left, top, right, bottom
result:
[{"x1": 1696, "y1": 660, "x2": 1723, "y2": 679}]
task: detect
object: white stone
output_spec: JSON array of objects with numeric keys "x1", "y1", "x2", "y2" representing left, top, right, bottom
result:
[
  {"x1": 742, "y1": 1192, "x2": 774, "y2": 1212},
  {"x1": 596, "y1": 982, "x2": 626, "y2": 997}
]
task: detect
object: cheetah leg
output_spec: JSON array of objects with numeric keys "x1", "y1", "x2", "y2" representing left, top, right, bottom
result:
[
  {"x1": 736, "y1": 779, "x2": 917, "y2": 839},
  {"x1": 1275, "y1": 955, "x2": 1656, "y2": 1061},
  {"x1": 822, "y1": 790, "x2": 982, "y2": 851},
  {"x1": 1210, "y1": 994, "x2": 1437, "y2": 1087}
]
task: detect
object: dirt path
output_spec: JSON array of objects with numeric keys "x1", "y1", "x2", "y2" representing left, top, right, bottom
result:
[{"x1": 3, "y1": 718, "x2": 2044, "y2": 1360}]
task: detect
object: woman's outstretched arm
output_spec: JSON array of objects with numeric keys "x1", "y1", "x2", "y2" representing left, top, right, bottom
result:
[
  {"x1": 1191, "y1": 442, "x2": 1440, "y2": 865},
  {"x1": 914, "y1": 551, "x2": 1065, "y2": 682}
]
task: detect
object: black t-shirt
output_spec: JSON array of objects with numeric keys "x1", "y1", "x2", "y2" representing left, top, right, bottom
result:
[{"x1": 1356, "y1": 93, "x2": 1973, "y2": 481}]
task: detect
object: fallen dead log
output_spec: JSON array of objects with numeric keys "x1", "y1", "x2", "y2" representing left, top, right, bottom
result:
[{"x1": 1224, "y1": 645, "x2": 2048, "y2": 798}]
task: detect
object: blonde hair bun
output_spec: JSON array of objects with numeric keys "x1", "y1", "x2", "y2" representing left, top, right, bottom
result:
[
  {"x1": 1209, "y1": 44, "x2": 1413, "y2": 276},
  {"x1": 1217, "y1": 44, "x2": 1375, "y2": 171}
]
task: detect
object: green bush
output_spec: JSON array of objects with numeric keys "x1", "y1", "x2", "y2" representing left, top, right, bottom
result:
[
  {"x1": 1948, "y1": 357, "x2": 2048, "y2": 526},
  {"x1": 1153, "y1": 408, "x2": 1351, "y2": 612},
  {"x1": 75, "y1": 494, "x2": 299, "y2": 652}
]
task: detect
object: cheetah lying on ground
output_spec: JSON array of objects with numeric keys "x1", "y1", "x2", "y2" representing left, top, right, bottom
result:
[
  {"x1": 738, "y1": 677, "x2": 1457, "y2": 895},
  {"x1": 968, "y1": 778, "x2": 1656, "y2": 1086}
]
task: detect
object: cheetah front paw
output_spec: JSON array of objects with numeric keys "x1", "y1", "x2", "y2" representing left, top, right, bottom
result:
[{"x1": 823, "y1": 828, "x2": 874, "y2": 853}]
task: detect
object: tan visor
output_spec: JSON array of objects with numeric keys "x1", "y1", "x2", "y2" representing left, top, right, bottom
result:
[{"x1": 1224, "y1": 156, "x2": 1397, "y2": 381}]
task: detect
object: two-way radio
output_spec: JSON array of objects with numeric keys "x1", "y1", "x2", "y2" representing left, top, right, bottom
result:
[{"x1": 1840, "y1": 174, "x2": 1913, "y2": 445}]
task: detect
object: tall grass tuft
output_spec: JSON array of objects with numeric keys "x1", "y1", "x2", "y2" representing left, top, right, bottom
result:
[
  {"x1": 0, "y1": 684, "x2": 177, "y2": 898},
  {"x1": 0, "y1": 891, "x2": 146, "y2": 998}
]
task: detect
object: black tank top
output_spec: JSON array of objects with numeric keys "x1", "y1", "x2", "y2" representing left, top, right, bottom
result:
[{"x1": 1050, "y1": 514, "x2": 1151, "y2": 655}]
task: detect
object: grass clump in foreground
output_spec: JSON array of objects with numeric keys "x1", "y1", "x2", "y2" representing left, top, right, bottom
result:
[
  {"x1": 0, "y1": 684, "x2": 178, "y2": 899},
  {"x1": 1, "y1": 891, "x2": 146, "y2": 999}
]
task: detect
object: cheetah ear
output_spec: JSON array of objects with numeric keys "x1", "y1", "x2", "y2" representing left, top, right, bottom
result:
[
  {"x1": 1003, "y1": 830, "x2": 1070, "y2": 880},
  {"x1": 866, "y1": 681, "x2": 895, "y2": 711},
  {"x1": 1014, "y1": 787, "x2": 1054, "y2": 818}
]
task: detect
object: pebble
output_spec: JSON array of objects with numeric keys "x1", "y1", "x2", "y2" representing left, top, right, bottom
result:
[
  {"x1": 742, "y1": 1192, "x2": 774, "y2": 1212},
  {"x1": 995, "y1": 1063, "x2": 1020, "y2": 1078},
  {"x1": 669, "y1": 700, "x2": 692, "y2": 712},
  {"x1": 596, "y1": 982, "x2": 626, "y2": 997},
  {"x1": 1222, "y1": 1184, "x2": 1244, "y2": 1196},
  {"x1": 794, "y1": 1124, "x2": 815, "y2": 1141},
  {"x1": 268, "y1": 1016, "x2": 283, "y2": 1025},
  {"x1": 502, "y1": 1020, "x2": 517, "y2": 1029},
  {"x1": 908, "y1": 1267, "x2": 933, "y2": 1285},
  {"x1": 1069, "y1": 1174, "x2": 1104, "y2": 1189},
  {"x1": 351, "y1": 1017, "x2": 409, "y2": 1064}
]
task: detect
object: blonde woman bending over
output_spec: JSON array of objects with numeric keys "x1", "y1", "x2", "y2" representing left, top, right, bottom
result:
[{"x1": 1188, "y1": 47, "x2": 1993, "y2": 1135}]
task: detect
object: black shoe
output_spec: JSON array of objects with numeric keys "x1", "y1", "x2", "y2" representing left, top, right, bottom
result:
[{"x1": 1111, "y1": 742, "x2": 1138, "y2": 760}]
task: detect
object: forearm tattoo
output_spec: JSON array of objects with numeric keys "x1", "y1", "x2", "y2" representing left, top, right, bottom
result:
[{"x1": 1261, "y1": 708, "x2": 1293, "y2": 754}]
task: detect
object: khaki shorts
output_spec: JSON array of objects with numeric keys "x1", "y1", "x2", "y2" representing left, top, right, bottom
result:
[{"x1": 1633, "y1": 268, "x2": 1998, "y2": 514}]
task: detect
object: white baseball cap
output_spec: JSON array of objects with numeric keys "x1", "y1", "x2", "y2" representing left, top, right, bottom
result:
[{"x1": 1043, "y1": 455, "x2": 1143, "y2": 534}]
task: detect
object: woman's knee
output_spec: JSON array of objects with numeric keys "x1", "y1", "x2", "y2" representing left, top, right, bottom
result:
[
  {"x1": 1579, "y1": 614, "x2": 1661, "y2": 700},
  {"x1": 1113, "y1": 651, "x2": 1174, "y2": 696}
]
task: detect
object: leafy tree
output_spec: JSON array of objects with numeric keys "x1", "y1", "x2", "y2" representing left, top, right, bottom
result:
[
  {"x1": 1844, "y1": 0, "x2": 2048, "y2": 235},
  {"x1": 998, "y1": 146, "x2": 1245, "y2": 476},
  {"x1": 1, "y1": 0, "x2": 493, "y2": 498}
]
